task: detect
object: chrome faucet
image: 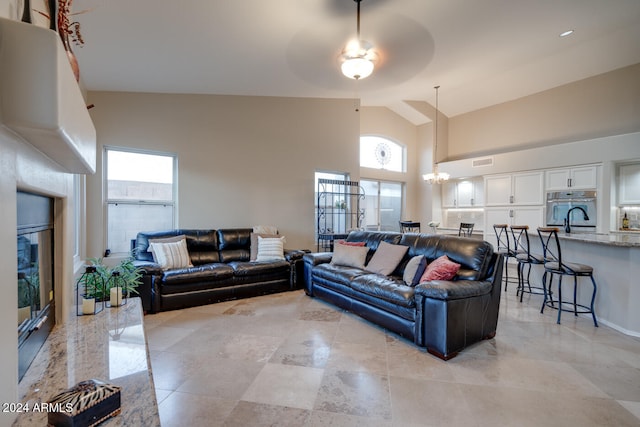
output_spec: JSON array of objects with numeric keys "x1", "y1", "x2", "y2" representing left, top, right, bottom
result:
[{"x1": 564, "y1": 206, "x2": 589, "y2": 233}]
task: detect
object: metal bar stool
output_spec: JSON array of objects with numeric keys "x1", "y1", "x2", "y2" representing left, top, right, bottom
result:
[
  {"x1": 536, "y1": 227, "x2": 598, "y2": 327},
  {"x1": 458, "y1": 222, "x2": 474, "y2": 237},
  {"x1": 399, "y1": 221, "x2": 420, "y2": 233},
  {"x1": 510, "y1": 225, "x2": 545, "y2": 302},
  {"x1": 493, "y1": 224, "x2": 518, "y2": 291}
]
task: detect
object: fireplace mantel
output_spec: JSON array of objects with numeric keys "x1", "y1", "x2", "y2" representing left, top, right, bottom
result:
[{"x1": 0, "y1": 17, "x2": 96, "y2": 174}]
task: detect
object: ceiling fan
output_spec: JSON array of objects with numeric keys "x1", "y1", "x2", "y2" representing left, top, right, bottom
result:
[{"x1": 339, "y1": 0, "x2": 378, "y2": 80}]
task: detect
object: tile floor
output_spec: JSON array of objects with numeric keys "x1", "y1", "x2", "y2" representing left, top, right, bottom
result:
[{"x1": 144, "y1": 279, "x2": 640, "y2": 427}]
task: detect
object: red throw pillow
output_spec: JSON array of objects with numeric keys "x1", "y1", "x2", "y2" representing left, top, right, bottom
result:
[
  {"x1": 336, "y1": 240, "x2": 366, "y2": 247},
  {"x1": 419, "y1": 255, "x2": 461, "y2": 282}
]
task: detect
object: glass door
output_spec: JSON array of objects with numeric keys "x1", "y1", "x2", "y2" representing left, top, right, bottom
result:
[{"x1": 361, "y1": 180, "x2": 403, "y2": 231}]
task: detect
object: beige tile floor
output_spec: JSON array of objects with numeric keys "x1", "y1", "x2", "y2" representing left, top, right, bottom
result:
[{"x1": 144, "y1": 280, "x2": 640, "y2": 427}]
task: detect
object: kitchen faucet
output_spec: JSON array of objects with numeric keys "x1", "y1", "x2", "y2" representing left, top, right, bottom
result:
[{"x1": 564, "y1": 206, "x2": 589, "y2": 233}]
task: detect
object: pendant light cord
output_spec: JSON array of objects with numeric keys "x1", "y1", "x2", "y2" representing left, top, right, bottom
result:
[{"x1": 434, "y1": 85, "x2": 440, "y2": 165}]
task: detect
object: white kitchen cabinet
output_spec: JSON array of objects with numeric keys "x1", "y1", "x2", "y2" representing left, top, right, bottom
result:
[
  {"x1": 484, "y1": 171, "x2": 543, "y2": 206},
  {"x1": 442, "y1": 181, "x2": 457, "y2": 208},
  {"x1": 619, "y1": 163, "x2": 640, "y2": 205},
  {"x1": 546, "y1": 165, "x2": 599, "y2": 190},
  {"x1": 442, "y1": 178, "x2": 484, "y2": 207}
]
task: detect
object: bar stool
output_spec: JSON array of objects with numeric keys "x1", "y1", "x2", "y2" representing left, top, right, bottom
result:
[
  {"x1": 458, "y1": 222, "x2": 474, "y2": 237},
  {"x1": 493, "y1": 224, "x2": 518, "y2": 291},
  {"x1": 510, "y1": 225, "x2": 545, "y2": 302},
  {"x1": 537, "y1": 227, "x2": 598, "y2": 327},
  {"x1": 399, "y1": 221, "x2": 420, "y2": 233}
]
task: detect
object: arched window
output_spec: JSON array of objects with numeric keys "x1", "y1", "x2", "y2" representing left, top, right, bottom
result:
[{"x1": 360, "y1": 136, "x2": 405, "y2": 172}]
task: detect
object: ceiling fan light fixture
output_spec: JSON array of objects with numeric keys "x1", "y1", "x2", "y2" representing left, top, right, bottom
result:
[
  {"x1": 341, "y1": 40, "x2": 377, "y2": 80},
  {"x1": 340, "y1": 0, "x2": 377, "y2": 80}
]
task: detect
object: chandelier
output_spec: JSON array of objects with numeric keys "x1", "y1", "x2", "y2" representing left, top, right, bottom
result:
[
  {"x1": 340, "y1": 0, "x2": 378, "y2": 80},
  {"x1": 423, "y1": 85, "x2": 450, "y2": 184}
]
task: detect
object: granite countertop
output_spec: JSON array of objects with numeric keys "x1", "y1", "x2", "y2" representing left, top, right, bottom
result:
[
  {"x1": 557, "y1": 231, "x2": 640, "y2": 248},
  {"x1": 14, "y1": 298, "x2": 160, "y2": 426}
]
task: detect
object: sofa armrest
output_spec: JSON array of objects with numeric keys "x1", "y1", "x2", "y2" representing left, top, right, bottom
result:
[
  {"x1": 302, "y1": 252, "x2": 332, "y2": 296},
  {"x1": 132, "y1": 260, "x2": 162, "y2": 313},
  {"x1": 303, "y1": 252, "x2": 332, "y2": 266},
  {"x1": 284, "y1": 249, "x2": 308, "y2": 262},
  {"x1": 133, "y1": 260, "x2": 164, "y2": 276},
  {"x1": 414, "y1": 280, "x2": 492, "y2": 300},
  {"x1": 284, "y1": 249, "x2": 310, "y2": 290}
]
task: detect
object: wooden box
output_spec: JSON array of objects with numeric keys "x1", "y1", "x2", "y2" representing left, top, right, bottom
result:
[{"x1": 47, "y1": 379, "x2": 121, "y2": 427}]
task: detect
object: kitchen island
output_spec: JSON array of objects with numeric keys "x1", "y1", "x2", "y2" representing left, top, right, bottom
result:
[
  {"x1": 14, "y1": 298, "x2": 160, "y2": 426},
  {"x1": 529, "y1": 231, "x2": 640, "y2": 336}
]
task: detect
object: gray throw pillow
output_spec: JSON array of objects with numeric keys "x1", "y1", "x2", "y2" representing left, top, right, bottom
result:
[
  {"x1": 365, "y1": 241, "x2": 408, "y2": 276},
  {"x1": 403, "y1": 255, "x2": 427, "y2": 286},
  {"x1": 330, "y1": 243, "x2": 369, "y2": 269}
]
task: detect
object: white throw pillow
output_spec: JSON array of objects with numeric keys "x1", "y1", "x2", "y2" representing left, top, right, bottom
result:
[
  {"x1": 149, "y1": 237, "x2": 192, "y2": 269},
  {"x1": 256, "y1": 236, "x2": 286, "y2": 261}
]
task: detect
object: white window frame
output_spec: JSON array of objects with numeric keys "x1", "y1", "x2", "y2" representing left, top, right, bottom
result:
[
  {"x1": 360, "y1": 135, "x2": 406, "y2": 172},
  {"x1": 104, "y1": 146, "x2": 177, "y2": 256}
]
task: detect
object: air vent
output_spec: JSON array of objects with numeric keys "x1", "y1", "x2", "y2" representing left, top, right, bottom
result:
[{"x1": 472, "y1": 157, "x2": 494, "y2": 168}]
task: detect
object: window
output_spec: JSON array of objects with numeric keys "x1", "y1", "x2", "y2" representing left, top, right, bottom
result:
[
  {"x1": 360, "y1": 179, "x2": 403, "y2": 231},
  {"x1": 360, "y1": 136, "x2": 405, "y2": 172},
  {"x1": 105, "y1": 148, "x2": 176, "y2": 254}
]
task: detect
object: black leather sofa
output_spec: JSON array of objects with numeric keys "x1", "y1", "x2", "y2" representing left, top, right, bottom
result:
[
  {"x1": 303, "y1": 230, "x2": 503, "y2": 360},
  {"x1": 132, "y1": 228, "x2": 306, "y2": 313}
]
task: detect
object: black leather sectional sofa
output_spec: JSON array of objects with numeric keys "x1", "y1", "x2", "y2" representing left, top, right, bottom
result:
[
  {"x1": 303, "y1": 230, "x2": 503, "y2": 360},
  {"x1": 132, "y1": 228, "x2": 306, "y2": 313}
]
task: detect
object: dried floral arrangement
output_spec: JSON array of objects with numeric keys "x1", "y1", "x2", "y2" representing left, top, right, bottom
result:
[{"x1": 35, "y1": 0, "x2": 91, "y2": 47}]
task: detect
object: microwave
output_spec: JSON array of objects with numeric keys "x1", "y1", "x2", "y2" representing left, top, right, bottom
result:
[{"x1": 546, "y1": 191, "x2": 597, "y2": 229}]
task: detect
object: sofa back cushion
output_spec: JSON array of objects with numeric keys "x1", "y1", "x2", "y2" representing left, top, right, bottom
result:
[
  {"x1": 345, "y1": 230, "x2": 403, "y2": 264},
  {"x1": 399, "y1": 234, "x2": 493, "y2": 281},
  {"x1": 217, "y1": 228, "x2": 252, "y2": 262},
  {"x1": 135, "y1": 229, "x2": 219, "y2": 265}
]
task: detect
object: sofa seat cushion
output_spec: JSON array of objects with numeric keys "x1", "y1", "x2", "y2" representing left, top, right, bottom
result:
[
  {"x1": 162, "y1": 263, "x2": 234, "y2": 286},
  {"x1": 311, "y1": 263, "x2": 368, "y2": 287},
  {"x1": 350, "y1": 274, "x2": 416, "y2": 309},
  {"x1": 228, "y1": 260, "x2": 290, "y2": 277}
]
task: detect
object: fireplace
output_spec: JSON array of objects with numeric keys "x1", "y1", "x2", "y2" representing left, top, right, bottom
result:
[{"x1": 17, "y1": 191, "x2": 56, "y2": 381}]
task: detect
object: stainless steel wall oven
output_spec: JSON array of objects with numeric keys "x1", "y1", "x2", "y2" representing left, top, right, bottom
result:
[{"x1": 546, "y1": 190, "x2": 597, "y2": 230}]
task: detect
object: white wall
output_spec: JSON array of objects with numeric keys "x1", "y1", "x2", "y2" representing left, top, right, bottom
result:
[
  {"x1": 448, "y1": 63, "x2": 640, "y2": 160},
  {"x1": 85, "y1": 92, "x2": 360, "y2": 254}
]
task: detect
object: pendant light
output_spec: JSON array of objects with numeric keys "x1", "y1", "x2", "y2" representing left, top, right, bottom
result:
[
  {"x1": 423, "y1": 85, "x2": 450, "y2": 184},
  {"x1": 340, "y1": 0, "x2": 378, "y2": 80}
]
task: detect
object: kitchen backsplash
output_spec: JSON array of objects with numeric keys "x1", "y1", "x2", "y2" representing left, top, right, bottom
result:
[
  {"x1": 444, "y1": 209, "x2": 485, "y2": 231},
  {"x1": 620, "y1": 207, "x2": 640, "y2": 230}
]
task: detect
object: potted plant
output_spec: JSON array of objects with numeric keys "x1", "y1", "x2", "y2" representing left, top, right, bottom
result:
[
  {"x1": 108, "y1": 257, "x2": 142, "y2": 306},
  {"x1": 76, "y1": 261, "x2": 106, "y2": 315},
  {"x1": 76, "y1": 255, "x2": 142, "y2": 312}
]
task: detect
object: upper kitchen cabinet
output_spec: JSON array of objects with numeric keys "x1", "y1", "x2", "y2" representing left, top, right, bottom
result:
[
  {"x1": 619, "y1": 163, "x2": 640, "y2": 205},
  {"x1": 545, "y1": 165, "x2": 599, "y2": 190},
  {"x1": 442, "y1": 177, "x2": 484, "y2": 208},
  {"x1": 484, "y1": 172, "x2": 544, "y2": 206}
]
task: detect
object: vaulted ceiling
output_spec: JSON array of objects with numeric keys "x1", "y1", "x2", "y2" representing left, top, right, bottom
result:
[{"x1": 73, "y1": 0, "x2": 640, "y2": 124}]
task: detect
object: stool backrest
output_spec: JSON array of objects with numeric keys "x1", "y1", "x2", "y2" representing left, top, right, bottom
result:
[
  {"x1": 537, "y1": 227, "x2": 562, "y2": 265},
  {"x1": 493, "y1": 224, "x2": 511, "y2": 253},
  {"x1": 459, "y1": 222, "x2": 474, "y2": 237},
  {"x1": 510, "y1": 225, "x2": 532, "y2": 258},
  {"x1": 399, "y1": 221, "x2": 420, "y2": 233}
]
